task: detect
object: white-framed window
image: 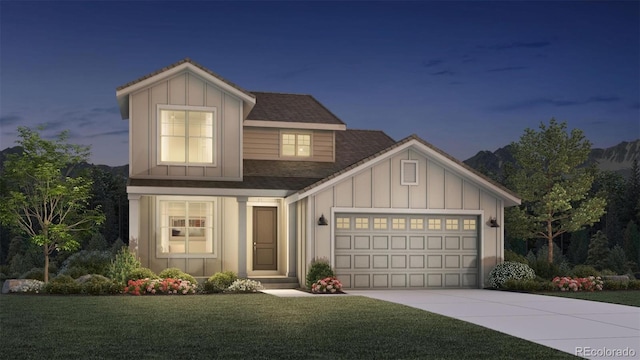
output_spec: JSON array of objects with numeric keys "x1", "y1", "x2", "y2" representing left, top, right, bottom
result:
[
  {"x1": 355, "y1": 217, "x2": 369, "y2": 229},
  {"x1": 428, "y1": 218, "x2": 441, "y2": 230},
  {"x1": 445, "y1": 218, "x2": 459, "y2": 230},
  {"x1": 401, "y1": 160, "x2": 419, "y2": 185},
  {"x1": 158, "y1": 197, "x2": 216, "y2": 257},
  {"x1": 336, "y1": 217, "x2": 350, "y2": 229},
  {"x1": 392, "y1": 218, "x2": 406, "y2": 230},
  {"x1": 158, "y1": 105, "x2": 216, "y2": 165},
  {"x1": 373, "y1": 218, "x2": 388, "y2": 229},
  {"x1": 281, "y1": 132, "x2": 311, "y2": 157},
  {"x1": 410, "y1": 218, "x2": 424, "y2": 230},
  {"x1": 463, "y1": 219, "x2": 476, "y2": 230}
]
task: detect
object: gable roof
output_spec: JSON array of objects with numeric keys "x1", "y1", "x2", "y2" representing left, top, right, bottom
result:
[
  {"x1": 291, "y1": 134, "x2": 521, "y2": 207},
  {"x1": 116, "y1": 58, "x2": 256, "y2": 120}
]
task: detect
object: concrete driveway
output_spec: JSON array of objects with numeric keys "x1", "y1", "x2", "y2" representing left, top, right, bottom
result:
[{"x1": 346, "y1": 289, "x2": 640, "y2": 359}]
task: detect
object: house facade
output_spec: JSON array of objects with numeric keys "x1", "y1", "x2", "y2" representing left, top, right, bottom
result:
[{"x1": 116, "y1": 58, "x2": 520, "y2": 289}]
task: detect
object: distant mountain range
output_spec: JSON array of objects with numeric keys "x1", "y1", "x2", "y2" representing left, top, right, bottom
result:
[
  {"x1": 1, "y1": 139, "x2": 638, "y2": 180},
  {"x1": 464, "y1": 139, "x2": 640, "y2": 179}
]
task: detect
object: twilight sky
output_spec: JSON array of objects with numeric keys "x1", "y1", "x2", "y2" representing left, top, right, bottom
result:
[{"x1": 1, "y1": 1, "x2": 638, "y2": 166}]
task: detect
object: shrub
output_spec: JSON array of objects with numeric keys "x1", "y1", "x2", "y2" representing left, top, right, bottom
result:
[
  {"x1": 606, "y1": 245, "x2": 632, "y2": 275},
  {"x1": 570, "y1": 265, "x2": 601, "y2": 278},
  {"x1": 124, "y1": 278, "x2": 197, "y2": 295},
  {"x1": 5, "y1": 279, "x2": 45, "y2": 293},
  {"x1": 158, "y1": 268, "x2": 197, "y2": 285},
  {"x1": 226, "y1": 279, "x2": 263, "y2": 293},
  {"x1": 603, "y1": 280, "x2": 628, "y2": 290},
  {"x1": 504, "y1": 250, "x2": 528, "y2": 264},
  {"x1": 488, "y1": 261, "x2": 536, "y2": 289},
  {"x1": 78, "y1": 275, "x2": 123, "y2": 295},
  {"x1": 552, "y1": 276, "x2": 603, "y2": 292},
  {"x1": 311, "y1": 277, "x2": 343, "y2": 294},
  {"x1": 44, "y1": 275, "x2": 81, "y2": 294},
  {"x1": 59, "y1": 266, "x2": 91, "y2": 279},
  {"x1": 627, "y1": 279, "x2": 640, "y2": 290},
  {"x1": 204, "y1": 271, "x2": 237, "y2": 293},
  {"x1": 107, "y1": 247, "x2": 141, "y2": 285},
  {"x1": 59, "y1": 250, "x2": 112, "y2": 277},
  {"x1": 502, "y1": 279, "x2": 545, "y2": 292},
  {"x1": 126, "y1": 267, "x2": 158, "y2": 282},
  {"x1": 20, "y1": 268, "x2": 45, "y2": 281},
  {"x1": 306, "y1": 258, "x2": 334, "y2": 289}
]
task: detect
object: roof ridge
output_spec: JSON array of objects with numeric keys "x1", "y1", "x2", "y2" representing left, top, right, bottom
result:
[
  {"x1": 306, "y1": 94, "x2": 346, "y2": 125},
  {"x1": 250, "y1": 91, "x2": 312, "y2": 96}
]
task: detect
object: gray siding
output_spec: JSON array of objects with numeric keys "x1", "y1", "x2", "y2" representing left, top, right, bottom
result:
[{"x1": 243, "y1": 127, "x2": 335, "y2": 162}]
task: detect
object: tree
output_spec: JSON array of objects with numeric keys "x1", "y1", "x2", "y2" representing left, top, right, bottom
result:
[
  {"x1": 586, "y1": 231, "x2": 610, "y2": 270},
  {"x1": 0, "y1": 127, "x2": 104, "y2": 282},
  {"x1": 505, "y1": 119, "x2": 606, "y2": 263}
]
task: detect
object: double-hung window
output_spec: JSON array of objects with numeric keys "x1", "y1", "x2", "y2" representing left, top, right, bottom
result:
[
  {"x1": 159, "y1": 106, "x2": 215, "y2": 164},
  {"x1": 158, "y1": 198, "x2": 215, "y2": 256},
  {"x1": 281, "y1": 132, "x2": 311, "y2": 157}
]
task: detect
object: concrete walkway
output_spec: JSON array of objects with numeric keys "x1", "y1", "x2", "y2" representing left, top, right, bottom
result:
[{"x1": 347, "y1": 289, "x2": 640, "y2": 359}]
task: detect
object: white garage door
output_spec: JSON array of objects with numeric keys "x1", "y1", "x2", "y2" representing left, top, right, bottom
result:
[{"x1": 334, "y1": 214, "x2": 479, "y2": 289}]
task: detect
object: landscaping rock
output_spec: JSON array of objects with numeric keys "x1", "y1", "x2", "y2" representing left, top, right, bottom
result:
[{"x1": 602, "y1": 275, "x2": 629, "y2": 282}]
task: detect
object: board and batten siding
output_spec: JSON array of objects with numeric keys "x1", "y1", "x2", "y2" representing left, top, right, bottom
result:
[
  {"x1": 302, "y1": 148, "x2": 505, "y2": 287},
  {"x1": 243, "y1": 127, "x2": 335, "y2": 162},
  {"x1": 129, "y1": 71, "x2": 243, "y2": 180}
]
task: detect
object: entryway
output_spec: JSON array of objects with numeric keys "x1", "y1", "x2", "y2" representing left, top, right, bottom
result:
[{"x1": 252, "y1": 206, "x2": 277, "y2": 271}]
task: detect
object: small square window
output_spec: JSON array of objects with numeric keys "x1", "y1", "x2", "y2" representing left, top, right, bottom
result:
[
  {"x1": 410, "y1": 218, "x2": 424, "y2": 230},
  {"x1": 281, "y1": 133, "x2": 311, "y2": 157},
  {"x1": 336, "y1": 217, "x2": 350, "y2": 229},
  {"x1": 446, "y1": 219, "x2": 459, "y2": 230},
  {"x1": 392, "y1": 218, "x2": 406, "y2": 230},
  {"x1": 355, "y1": 217, "x2": 369, "y2": 229},
  {"x1": 463, "y1": 219, "x2": 476, "y2": 230},
  {"x1": 373, "y1": 218, "x2": 387, "y2": 229},
  {"x1": 428, "y1": 218, "x2": 441, "y2": 230}
]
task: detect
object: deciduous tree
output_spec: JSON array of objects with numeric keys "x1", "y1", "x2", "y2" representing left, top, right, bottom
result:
[{"x1": 0, "y1": 127, "x2": 104, "y2": 282}]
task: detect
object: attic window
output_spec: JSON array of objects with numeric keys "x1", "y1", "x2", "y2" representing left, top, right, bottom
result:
[
  {"x1": 401, "y1": 160, "x2": 419, "y2": 185},
  {"x1": 281, "y1": 132, "x2": 311, "y2": 157}
]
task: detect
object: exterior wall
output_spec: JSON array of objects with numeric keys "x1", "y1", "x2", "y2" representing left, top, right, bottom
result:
[
  {"x1": 305, "y1": 148, "x2": 507, "y2": 287},
  {"x1": 243, "y1": 127, "x2": 334, "y2": 162},
  {"x1": 129, "y1": 71, "x2": 243, "y2": 180},
  {"x1": 136, "y1": 195, "x2": 235, "y2": 277}
]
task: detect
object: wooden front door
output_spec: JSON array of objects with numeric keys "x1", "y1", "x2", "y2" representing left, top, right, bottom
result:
[{"x1": 253, "y1": 207, "x2": 277, "y2": 270}]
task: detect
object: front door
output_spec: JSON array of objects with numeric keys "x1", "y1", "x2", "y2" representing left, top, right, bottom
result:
[{"x1": 253, "y1": 207, "x2": 277, "y2": 270}]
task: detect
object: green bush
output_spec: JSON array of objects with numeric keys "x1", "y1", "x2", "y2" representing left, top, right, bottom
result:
[
  {"x1": 158, "y1": 268, "x2": 197, "y2": 285},
  {"x1": 306, "y1": 258, "x2": 334, "y2": 289},
  {"x1": 526, "y1": 244, "x2": 571, "y2": 280},
  {"x1": 80, "y1": 275, "x2": 123, "y2": 295},
  {"x1": 488, "y1": 261, "x2": 536, "y2": 289},
  {"x1": 570, "y1": 265, "x2": 601, "y2": 278},
  {"x1": 60, "y1": 266, "x2": 91, "y2": 279},
  {"x1": 107, "y1": 247, "x2": 141, "y2": 285},
  {"x1": 603, "y1": 280, "x2": 628, "y2": 291},
  {"x1": 44, "y1": 275, "x2": 81, "y2": 294},
  {"x1": 504, "y1": 250, "x2": 528, "y2": 264},
  {"x1": 502, "y1": 279, "x2": 544, "y2": 292},
  {"x1": 20, "y1": 268, "x2": 45, "y2": 281},
  {"x1": 59, "y1": 250, "x2": 112, "y2": 277},
  {"x1": 204, "y1": 271, "x2": 237, "y2": 293},
  {"x1": 126, "y1": 267, "x2": 158, "y2": 282},
  {"x1": 627, "y1": 279, "x2": 640, "y2": 290}
]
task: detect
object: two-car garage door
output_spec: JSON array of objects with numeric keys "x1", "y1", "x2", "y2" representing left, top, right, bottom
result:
[{"x1": 334, "y1": 214, "x2": 479, "y2": 289}]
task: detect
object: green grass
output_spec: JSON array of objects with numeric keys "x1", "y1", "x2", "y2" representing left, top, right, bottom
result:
[
  {"x1": 540, "y1": 290, "x2": 640, "y2": 307},
  {"x1": 0, "y1": 294, "x2": 577, "y2": 359}
]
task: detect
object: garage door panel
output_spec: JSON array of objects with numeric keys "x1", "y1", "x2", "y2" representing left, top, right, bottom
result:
[
  {"x1": 354, "y1": 236, "x2": 370, "y2": 249},
  {"x1": 334, "y1": 214, "x2": 479, "y2": 289}
]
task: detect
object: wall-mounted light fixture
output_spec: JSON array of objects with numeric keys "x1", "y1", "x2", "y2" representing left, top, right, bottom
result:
[
  {"x1": 318, "y1": 214, "x2": 328, "y2": 226},
  {"x1": 488, "y1": 217, "x2": 500, "y2": 228}
]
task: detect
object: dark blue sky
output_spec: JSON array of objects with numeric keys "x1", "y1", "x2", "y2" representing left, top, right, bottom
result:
[{"x1": 1, "y1": 1, "x2": 638, "y2": 166}]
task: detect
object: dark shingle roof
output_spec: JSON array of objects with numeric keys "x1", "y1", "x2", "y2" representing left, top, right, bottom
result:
[{"x1": 247, "y1": 92, "x2": 345, "y2": 125}]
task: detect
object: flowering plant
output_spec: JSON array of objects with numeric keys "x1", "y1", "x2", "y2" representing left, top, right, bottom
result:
[
  {"x1": 124, "y1": 278, "x2": 197, "y2": 295},
  {"x1": 311, "y1": 277, "x2": 343, "y2": 294},
  {"x1": 552, "y1": 276, "x2": 603, "y2": 292},
  {"x1": 226, "y1": 279, "x2": 263, "y2": 293},
  {"x1": 7, "y1": 279, "x2": 45, "y2": 293}
]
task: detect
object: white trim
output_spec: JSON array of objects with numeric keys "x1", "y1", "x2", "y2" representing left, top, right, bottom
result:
[
  {"x1": 400, "y1": 160, "x2": 419, "y2": 186},
  {"x1": 127, "y1": 186, "x2": 292, "y2": 198},
  {"x1": 289, "y1": 139, "x2": 521, "y2": 207},
  {"x1": 244, "y1": 119, "x2": 346, "y2": 131},
  {"x1": 155, "y1": 195, "x2": 218, "y2": 259},
  {"x1": 156, "y1": 105, "x2": 217, "y2": 167},
  {"x1": 280, "y1": 130, "x2": 312, "y2": 158},
  {"x1": 116, "y1": 62, "x2": 256, "y2": 107}
]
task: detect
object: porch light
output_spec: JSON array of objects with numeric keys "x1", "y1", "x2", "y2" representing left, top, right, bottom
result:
[
  {"x1": 488, "y1": 217, "x2": 500, "y2": 228},
  {"x1": 318, "y1": 214, "x2": 328, "y2": 226}
]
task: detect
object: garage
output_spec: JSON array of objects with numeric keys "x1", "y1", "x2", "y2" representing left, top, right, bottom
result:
[{"x1": 334, "y1": 213, "x2": 479, "y2": 289}]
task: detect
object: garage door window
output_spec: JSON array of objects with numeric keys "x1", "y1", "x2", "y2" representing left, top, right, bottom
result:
[
  {"x1": 355, "y1": 217, "x2": 369, "y2": 229},
  {"x1": 446, "y1": 219, "x2": 459, "y2": 230},
  {"x1": 336, "y1": 217, "x2": 350, "y2": 229},
  {"x1": 428, "y1": 218, "x2": 441, "y2": 230},
  {"x1": 463, "y1": 219, "x2": 476, "y2": 230},
  {"x1": 373, "y1": 218, "x2": 387, "y2": 229},
  {"x1": 392, "y1": 218, "x2": 406, "y2": 229},
  {"x1": 410, "y1": 218, "x2": 424, "y2": 229}
]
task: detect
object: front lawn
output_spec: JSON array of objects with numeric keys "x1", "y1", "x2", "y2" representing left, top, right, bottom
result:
[
  {"x1": 0, "y1": 294, "x2": 576, "y2": 359},
  {"x1": 540, "y1": 290, "x2": 640, "y2": 307}
]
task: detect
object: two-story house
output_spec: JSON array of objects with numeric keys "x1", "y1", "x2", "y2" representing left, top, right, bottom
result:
[{"x1": 116, "y1": 58, "x2": 520, "y2": 289}]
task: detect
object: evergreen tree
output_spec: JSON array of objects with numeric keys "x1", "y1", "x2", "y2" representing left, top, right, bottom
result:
[
  {"x1": 586, "y1": 231, "x2": 610, "y2": 270},
  {"x1": 623, "y1": 221, "x2": 640, "y2": 271}
]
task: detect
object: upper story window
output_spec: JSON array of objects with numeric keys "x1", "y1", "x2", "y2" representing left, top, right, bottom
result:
[
  {"x1": 281, "y1": 132, "x2": 311, "y2": 157},
  {"x1": 159, "y1": 106, "x2": 216, "y2": 165}
]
